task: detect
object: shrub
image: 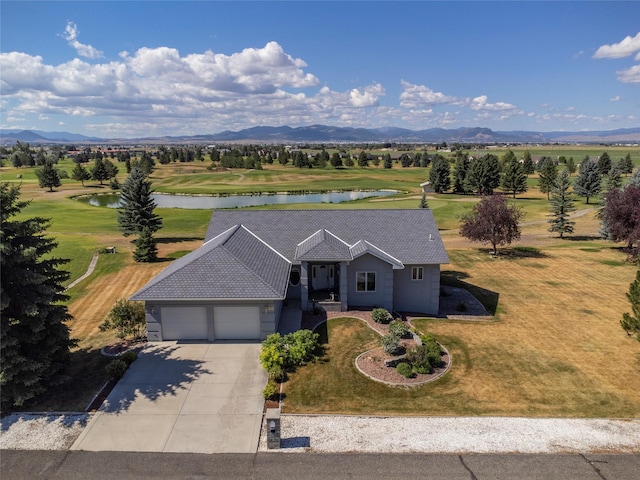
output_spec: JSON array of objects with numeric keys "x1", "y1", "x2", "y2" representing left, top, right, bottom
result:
[
  {"x1": 100, "y1": 299, "x2": 146, "y2": 340},
  {"x1": 396, "y1": 362, "x2": 414, "y2": 378},
  {"x1": 105, "y1": 359, "x2": 128, "y2": 380},
  {"x1": 263, "y1": 381, "x2": 279, "y2": 400},
  {"x1": 260, "y1": 334, "x2": 286, "y2": 375},
  {"x1": 406, "y1": 338, "x2": 444, "y2": 374},
  {"x1": 283, "y1": 329, "x2": 319, "y2": 367},
  {"x1": 388, "y1": 320, "x2": 410, "y2": 339},
  {"x1": 380, "y1": 334, "x2": 404, "y2": 355},
  {"x1": 120, "y1": 350, "x2": 138, "y2": 366},
  {"x1": 372, "y1": 308, "x2": 391, "y2": 324}
]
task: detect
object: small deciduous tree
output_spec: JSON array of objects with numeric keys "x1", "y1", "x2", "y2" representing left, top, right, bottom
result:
[
  {"x1": 601, "y1": 185, "x2": 640, "y2": 251},
  {"x1": 547, "y1": 169, "x2": 576, "y2": 239},
  {"x1": 464, "y1": 154, "x2": 500, "y2": 195},
  {"x1": 100, "y1": 299, "x2": 146, "y2": 340},
  {"x1": 459, "y1": 195, "x2": 524, "y2": 255}
]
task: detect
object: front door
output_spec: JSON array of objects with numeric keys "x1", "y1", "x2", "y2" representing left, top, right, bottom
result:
[{"x1": 312, "y1": 264, "x2": 334, "y2": 291}]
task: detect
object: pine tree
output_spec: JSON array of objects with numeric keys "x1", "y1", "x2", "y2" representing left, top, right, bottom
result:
[
  {"x1": 117, "y1": 168, "x2": 162, "y2": 237},
  {"x1": 621, "y1": 261, "x2": 640, "y2": 341},
  {"x1": 36, "y1": 161, "x2": 61, "y2": 191},
  {"x1": 1, "y1": 183, "x2": 75, "y2": 410},
  {"x1": 133, "y1": 227, "x2": 158, "y2": 263},
  {"x1": 501, "y1": 157, "x2": 528, "y2": 198},
  {"x1": 428, "y1": 155, "x2": 451, "y2": 193},
  {"x1": 419, "y1": 192, "x2": 429, "y2": 209},
  {"x1": 574, "y1": 158, "x2": 601, "y2": 204},
  {"x1": 537, "y1": 157, "x2": 557, "y2": 200},
  {"x1": 358, "y1": 151, "x2": 369, "y2": 167},
  {"x1": 383, "y1": 153, "x2": 392, "y2": 169},
  {"x1": 522, "y1": 150, "x2": 535, "y2": 174},
  {"x1": 464, "y1": 154, "x2": 500, "y2": 195},
  {"x1": 91, "y1": 157, "x2": 110, "y2": 185},
  {"x1": 71, "y1": 162, "x2": 91, "y2": 186},
  {"x1": 547, "y1": 169, "x2": 576, "y2": 239},
  {"x1": 597, "y1": 152, "x2": 612, "y2": 175},
  {"x1": 618, "y1": 153, "x2": 634, "y2": 175}
]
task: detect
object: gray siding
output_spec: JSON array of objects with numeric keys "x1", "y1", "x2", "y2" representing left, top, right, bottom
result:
[
  {"x1": 393, "y1": 264, "x2": 440, "y2": 314},
  {"x1": 347, "y1": 254, "x2": 393, "y2": 311}
]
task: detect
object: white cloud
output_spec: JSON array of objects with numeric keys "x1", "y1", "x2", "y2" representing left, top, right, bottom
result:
[
  {"x1": 617, "y1": 65, "x2": 640, "y2": 83},
  {"x1": 593, "y1": 32, "x2": 640, "y2": 59},
  {"x1": 610, "y1": 96, "x2": 621, "y2": 102},
  {"x1": 62, "y1": 21, "x2": 103, "y2": 59},
  {"x1": 469, "y1": 95, "x2": 519, "y2": 112},
  {"x1": 399, "y1": 80, "x2": 461, "y2": 108}
]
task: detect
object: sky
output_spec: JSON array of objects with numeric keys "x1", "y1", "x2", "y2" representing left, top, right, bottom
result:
[{"x1": 1, "y1": 1, "x2": 639, "y2": 138}]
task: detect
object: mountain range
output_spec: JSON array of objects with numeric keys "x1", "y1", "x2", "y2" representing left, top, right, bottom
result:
[{"x1": 1, "y1": 125, "x2": 639, "y2": 145}]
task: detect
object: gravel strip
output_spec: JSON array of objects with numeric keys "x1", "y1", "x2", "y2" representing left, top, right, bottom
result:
[
  {"x1": 259, "y1": 415, "x2": 640, "y2": 453},
  {"x1": 0, "y1": 413, "x2": 90, "y2": 450}
]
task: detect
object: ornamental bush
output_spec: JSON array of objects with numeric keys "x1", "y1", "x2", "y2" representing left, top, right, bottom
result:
[
  {"x1": 396, "y1": 362, "x2": 414, "y2": 378},
  {"x1": 406, "y1": 338, "x2": 444, "y2": 374},
  {"x1": 380, "y1": 334, "x2": 404, "y2": 355},
  {"x1": 263, "y1": 381, "x2": 278, "y2": 400},
  {"x1": 105, "y1": 359, "x2": 128, "y2": 380},
  {"x1": 260, "y1": 330, "x2": 319, "y2": 378},
  {"x1": 388, "y1": 320, "x2": 410, "y2": 338},
  {"x1": 120, "y1": 351, "x2": 138, "y2": 366},
  {"x1": 372, "y1": 308, "x2": 391, "y2": 324}
]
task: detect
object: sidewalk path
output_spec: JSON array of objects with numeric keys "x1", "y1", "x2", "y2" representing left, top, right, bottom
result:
[{"x1": 66, "y1": 252, "x2": 99, "y2": 290}]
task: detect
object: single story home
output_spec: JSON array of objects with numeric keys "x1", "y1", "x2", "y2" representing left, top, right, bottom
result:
[{"x1": 130, "y1": 209, "x2": 449, "y2": 342}]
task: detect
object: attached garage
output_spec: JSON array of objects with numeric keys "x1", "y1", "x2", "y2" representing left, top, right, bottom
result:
[
  {"x1": 161, "y1": 306, "x2": 208, "y2": 341},
  {"x1": 213, "y1": 305, "x2": 261, "y2": 340}
]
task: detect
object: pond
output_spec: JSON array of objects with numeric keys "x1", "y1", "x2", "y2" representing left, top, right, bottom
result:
[{"x1": 75, "y1": 190, "x2": 398, "y2": 209}]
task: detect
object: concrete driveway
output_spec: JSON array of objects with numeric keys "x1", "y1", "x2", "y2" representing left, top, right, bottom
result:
[{"x1": 72, "y1": 342, "x2": 266, "y2": 453}]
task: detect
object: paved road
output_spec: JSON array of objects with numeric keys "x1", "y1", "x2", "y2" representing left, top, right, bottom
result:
[{"x1": 2, "y1": 451, "x2": 639, "y2": 480}]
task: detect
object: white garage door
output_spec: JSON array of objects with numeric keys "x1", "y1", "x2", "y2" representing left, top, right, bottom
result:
[
  {"x1": 161, "y1": 306, "x2": 208, "y2": 340},
  {"x1": 214, "y1": 306, "x2": 261, "y2": 340}
]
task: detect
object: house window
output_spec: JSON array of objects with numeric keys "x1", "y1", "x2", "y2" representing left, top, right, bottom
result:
[
  {"x1": 411, "y1": 267, "x2": 423, "y2": 281},
  {"x1": 289, "y1": 268, "x2": 300, "y2": 286},
  {"x1": 356, "y1": 272, "x2": 376, "y2": 292}
]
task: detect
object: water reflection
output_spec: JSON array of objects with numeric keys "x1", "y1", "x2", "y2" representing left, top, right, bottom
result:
[{"x1": 76, "y1": 190, "x2": 398, "y2": 209}]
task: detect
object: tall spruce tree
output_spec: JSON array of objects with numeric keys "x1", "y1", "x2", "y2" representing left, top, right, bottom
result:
[
  {"x1": 501, "y1": 157, "x2": 528, "y2": 198},
  {"x1": 1, "y1": 183, "x2": 75, "y2": 410},
  {"x1": 547, "y1": 169, "x2": 576, "y2": 239},
  {"x1": 117, "y1": 168, "x2": 162, "y2": 237},
  {"x1": 71, "y1": 162, "x2": 91, "y2": 186},
  {"x1": 574, "y1": 158, "x2": 602, "y2": 204},
  {"x1": 537, "y1": 157, "x2": 557, "y2": 200},
  {"x1": 464, "y1": 154, "x2": 501, "y2": 195},
  {"x1": 621, "y1": 261, "x2": 640, "y2": 341},
  {"x1": 428, "y1": 155, "x2": 451, "y2": 193},
  {"x1": 133, "y1": 227, "x2": 158, "y2": 263}
]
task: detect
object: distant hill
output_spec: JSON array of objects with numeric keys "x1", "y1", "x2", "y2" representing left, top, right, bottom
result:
[{"x1": 1, "y1": 126, "x2": 639, "y2": 145}]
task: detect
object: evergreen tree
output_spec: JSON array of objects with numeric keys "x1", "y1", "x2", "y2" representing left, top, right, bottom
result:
[
  {"x1": 621, "y1": 261, "x2": 640, "y2": 341},
  {"x1": 419, "y1": 192, "x2": 429, "y2": 209},
  {"x1": 117, "y1": 168, "x2": 162, "y2": 237},
  {"x1": 91, "y1": 157, "x2": 110, "y2": 185},
  {"x1": 628, "y1": 167, "x2": 640, "y2": 188},
  {"x1": 603, "y1": 164, "x2": 623, "y2": 192},
  {"x1": 453, "y1": 153, "x2": 470, "y2": 194},
  {"x1": 343, "y1": 155, "x2": 354, "y2": 168},
  {"x1": 35, "y1": 161, "x2": 61, "y2": 192},
  {"x1": 383, "y1": 153, "x2": 392, "y2": 169},
  {"x1": 330, "y1": 152, "x2": 343, "y2": 168},
  {"x1": 1, "y1": 183, "x2": 75, "y2": 410},
  {"x1": 428, "y1": 155, "x2": 451, "y2": 193},
  {"x1": 618, "y1": 153, "x2": 634, "y2": 175},
  {"x1": 566, "y1": 157, "x2": 576, "y2": 175},
  {"x1": 358, "y1": 150, "x2": 369, "y2": 167},
  {"x1": 547, "y1": 169, "x2": 576, "y2": 239},
  {"x1": 133, "y1": 227, "x2": 158, "y2": 263},
  {"x1": 501, "y1": 157, "x2": 528, "y2": 198},
  {"x1": 464, "y1": 154, "x2": 500, "y2": 195},
  {"x1": 597, "y1": 152, "x2": 612, "y2": 175},
  {"x1": 537, "y1": 157, "x2": 557, "y2": 200},
  {"x1": 574, "y1": 158, "x2": 601, "y2": 204},
  {"x1": 522, "y1": 150, "x2": 535, "y2": 174},
  {"x1": 71, "y1": 162, "x2": 91, "y2": 186}
]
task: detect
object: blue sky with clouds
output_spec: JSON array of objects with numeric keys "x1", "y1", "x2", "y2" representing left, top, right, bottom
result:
[{"x1": 1, "y1": 1, "x2": 638, "y2": 138}]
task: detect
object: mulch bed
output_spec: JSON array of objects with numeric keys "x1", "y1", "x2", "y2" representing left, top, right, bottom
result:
[{"x1": 302, "y1": 309, "x2": 450, "y2": 387}]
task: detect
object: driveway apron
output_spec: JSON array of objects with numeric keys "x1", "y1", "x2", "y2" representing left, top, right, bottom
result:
[{"x1": 72, "y1": 342, "x2": 266, "y2": 453}]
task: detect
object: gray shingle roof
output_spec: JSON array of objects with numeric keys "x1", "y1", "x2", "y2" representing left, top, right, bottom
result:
[
  {"x1": 295, "y1": 229, "x2": 352, "y2": 261},
  {"x1": 131, "y1": 225, "x2": 290, "y2": 301},
  {"x1": 206, "y1": 209, "x2": 449, "y2": 265},
  {"x1": 349, "y1": 240, "x2": 404, "y2": 269}
]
